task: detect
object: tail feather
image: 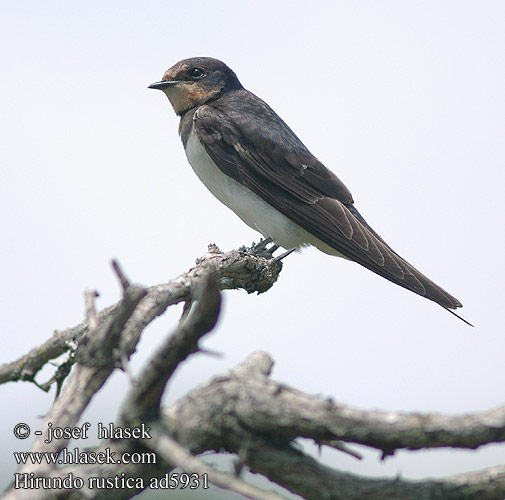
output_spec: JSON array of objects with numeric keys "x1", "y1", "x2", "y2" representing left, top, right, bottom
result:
[{"x1": 344, "y1": 204, "x2": 472, "y2": 324}]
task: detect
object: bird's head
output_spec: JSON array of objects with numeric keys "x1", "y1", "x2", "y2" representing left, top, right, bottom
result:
[{"x1": 149, "y1": 57, "x2": 243, "y2": 115}]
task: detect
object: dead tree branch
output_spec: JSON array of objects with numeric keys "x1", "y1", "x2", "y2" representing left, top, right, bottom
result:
[
  {"x1": 167, "y1": 350, "x2": 505, "y2": 500},
  {"x1": 2, "y1": 243, "x2": 504, "y2": 500},
  {"x1": 0, "y1": 243, "x2": 282, "y2": 387}
]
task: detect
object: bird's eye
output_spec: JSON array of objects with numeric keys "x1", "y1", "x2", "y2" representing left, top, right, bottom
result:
[{"x1": 189, "y1": 67, "x2": 205, "y2": 79}]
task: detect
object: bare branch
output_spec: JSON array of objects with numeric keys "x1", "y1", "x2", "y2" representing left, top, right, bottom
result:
[
  {"x1": 235, "y1": 431, "x2": 505, "y2": 500},
  {"x1": 19, "y1": 281, "x2": 147, "y2": 475},
  {"x1": 120, "y1": 274, "x2": 221, "y2": 422},
  {"x1": 84, "y1": 290, "x2": 100, "y2": 332},
  {"x1": 168, "y1": 351, "x2": 505, "y2": 457},
  {"x1": 317, "y1": 440, "x2": 363, "y2": 460},
  {"x1": 3, "y1": 247, "x2": 505, "y2": 500},
  {"x1": 163, "y1": 351, "x2": 505, "y2": 500},
  {"x1": 0, "y1": 244, "x2": 282, "y2": 386},
  {"x1": 144, "y1": 423, "x2": 290, "y2": 500},
  {"x1": 111, "y1": 258, "x2": 131, "y2": 291}
]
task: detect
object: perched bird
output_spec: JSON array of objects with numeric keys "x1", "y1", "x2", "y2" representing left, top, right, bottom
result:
[{"x1": 149, "y1": 57, "x2": 469, "y2": 324}]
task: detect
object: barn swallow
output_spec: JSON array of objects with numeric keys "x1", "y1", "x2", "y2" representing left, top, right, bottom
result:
[{"x1": 149, "y1": 57, "x2": 470, "y2": 324}]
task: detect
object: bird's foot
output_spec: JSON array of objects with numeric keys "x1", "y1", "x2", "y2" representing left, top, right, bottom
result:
[
  {"x1": 246, "y1": 238, "x2": 295, "y2": 261},
  {"x1": 244, "y1": 238, "x2": 279, "y2": 259},
  {"x1": 273, "y1": 248, "x2": 296, "y2": 262},
  {"x1": 248, "y1": 238, "x2": 285, "y2": 259},
  {"x1": 250, "y1": 237, "x2": 273, "y2": 253}
]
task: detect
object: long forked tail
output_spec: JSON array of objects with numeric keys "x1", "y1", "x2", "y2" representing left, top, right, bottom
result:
[{"x1": 444, "y1": 308, "x2": 474, "y2": 327}]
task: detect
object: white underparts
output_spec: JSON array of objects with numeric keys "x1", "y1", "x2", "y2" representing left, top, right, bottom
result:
[{"x1": 185, "y1": 128, "x2": 344, "y2": 257}]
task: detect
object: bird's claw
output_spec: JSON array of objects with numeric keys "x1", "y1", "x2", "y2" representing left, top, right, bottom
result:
[{"x1": 250, "y1": 237, "x2": 273, "y2": 253}]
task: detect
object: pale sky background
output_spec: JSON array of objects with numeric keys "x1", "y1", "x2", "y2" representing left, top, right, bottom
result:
[{"x1": 1, "y1": 1, "x2": 505, "y2": 498}]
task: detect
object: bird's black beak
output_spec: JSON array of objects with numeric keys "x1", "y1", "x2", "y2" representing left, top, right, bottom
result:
[{"x1": 148, "y1": 80, "x2": 179, "y2": 90}]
